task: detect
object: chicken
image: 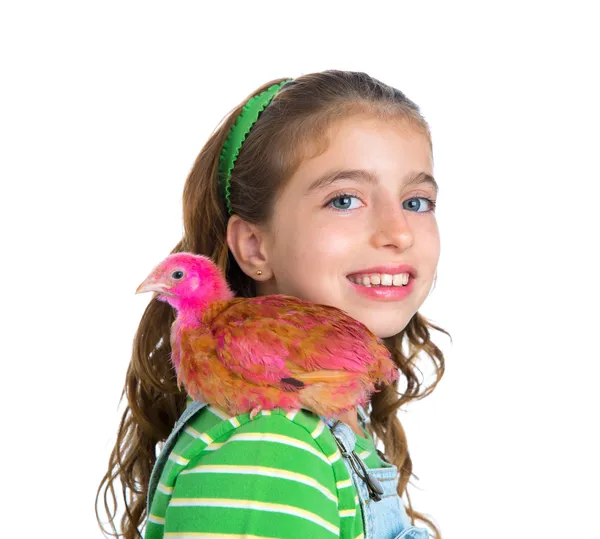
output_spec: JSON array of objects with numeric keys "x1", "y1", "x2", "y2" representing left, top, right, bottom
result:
[{"x1": 136, "y1": 252, "x2": 398, "y2": 420}]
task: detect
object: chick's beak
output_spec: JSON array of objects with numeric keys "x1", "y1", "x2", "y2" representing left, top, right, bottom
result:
[{"x1": 136, "y1": 277, "x2": 172, "y2": 296}]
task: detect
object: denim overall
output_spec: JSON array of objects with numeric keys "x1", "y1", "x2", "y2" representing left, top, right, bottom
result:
[
  {"x1": 148, "y1": 401, "x2": 430, "y2": 539},
  {"x1": 322, "y1": 407, "x2": 430, "y2": 539}
]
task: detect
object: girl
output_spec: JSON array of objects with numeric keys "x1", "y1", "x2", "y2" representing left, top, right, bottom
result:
[{"x1": 97, "y1": 69, "x2": 449, "y2": 539}]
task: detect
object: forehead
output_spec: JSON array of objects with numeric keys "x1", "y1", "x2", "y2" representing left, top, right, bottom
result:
[{"x1": 291, "y1": 114, "x2": 433, "y2": 186}]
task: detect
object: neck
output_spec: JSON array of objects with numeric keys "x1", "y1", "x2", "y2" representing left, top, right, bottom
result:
[
  {"x1": 168, "y1": 296, "x2": 213, "y2": 323},
  {"x1": 336, "y1": 407, "x2": 365, "y2": 438}
]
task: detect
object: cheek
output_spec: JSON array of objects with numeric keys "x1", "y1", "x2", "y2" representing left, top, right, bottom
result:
[
  {"x1": 288, "y1": 222, "x2": 356, "y2": 266},
  {"x1": 271, "y1": 220, "x2": 356, "y2": 284},
  {"x1": 420, "y1": 222, "x2": 441, "y2": 264}
]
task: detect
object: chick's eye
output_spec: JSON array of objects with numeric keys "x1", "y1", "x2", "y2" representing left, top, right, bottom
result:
[{"x1": 171, "y1": 270, "x2": 184, "y2": 280}]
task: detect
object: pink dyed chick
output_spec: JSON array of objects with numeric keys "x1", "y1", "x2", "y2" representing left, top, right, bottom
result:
[{"x1": 136, "y1": 252, "x2": 398, "y2": 420}]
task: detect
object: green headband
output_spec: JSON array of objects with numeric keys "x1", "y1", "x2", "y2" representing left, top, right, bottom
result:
[{"x1": 218, "y1": 79, "x2": 293, "y2": 215}]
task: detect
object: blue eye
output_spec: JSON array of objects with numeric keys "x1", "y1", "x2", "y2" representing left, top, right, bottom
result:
[
  {"x1": 404, "y1": 197, "x2": 437, "y2": 213},
  {"x1": 328, "y1": 194, "x2": 364, "y2": 211}
]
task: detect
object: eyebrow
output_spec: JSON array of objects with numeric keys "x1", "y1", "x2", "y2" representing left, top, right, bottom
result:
[{"x1": 305, "y1": 168, "x2": 439, "y2": 195}]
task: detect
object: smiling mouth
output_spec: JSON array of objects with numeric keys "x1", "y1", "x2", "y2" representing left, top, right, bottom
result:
[{"x1": 346, "y1": 274, "x2": 412, "y2": 287}]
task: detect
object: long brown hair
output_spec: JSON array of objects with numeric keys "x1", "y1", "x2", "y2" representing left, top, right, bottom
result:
[{"x1": 96, "y1": 69, "x2": 450, "y2": 539}]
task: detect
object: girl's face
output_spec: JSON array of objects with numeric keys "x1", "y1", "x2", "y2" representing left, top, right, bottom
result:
[{"x1": 258, "y1": 114, "x2": 440, "y2": 338}]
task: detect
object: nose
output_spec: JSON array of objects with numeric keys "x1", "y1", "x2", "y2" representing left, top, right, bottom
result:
[{"x1": 370, "y1": 202, "x2": 414, "y2": 250}]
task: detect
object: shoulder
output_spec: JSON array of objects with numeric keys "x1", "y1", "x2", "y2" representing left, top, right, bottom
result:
[
  {"x1": 185, "y1": 406, "x2": 340, "y2": 469},
  {"x1": 167, "y1": 406, "x2": 345, "y2": 500},
  {"x1": 149, "y1": 406, "x2": 362, "y2": 539},
  {"x1": 173, "y1": 408, "x2": 341, "y2": 530}
]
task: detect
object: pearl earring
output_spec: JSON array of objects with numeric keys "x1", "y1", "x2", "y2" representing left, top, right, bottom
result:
[{"x1": 256, "y1": 270, "x2": 262, "y2": 276}]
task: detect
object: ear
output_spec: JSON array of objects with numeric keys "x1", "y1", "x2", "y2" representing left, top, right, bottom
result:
[{"x1": 226, "y1": 215, "x2": 272, "y2": 280}]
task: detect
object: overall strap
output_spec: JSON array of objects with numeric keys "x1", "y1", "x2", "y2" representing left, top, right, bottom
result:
[
  {"x1": 357, "y1": 404, "x2": 370, "y2": 429},
  {"x1": 320, "y1": 405, "x2": 385, "y2": 503},
  {"x1": 318, "y1": 414, "x2": 360, "y2": 452},
  {"x1": 147, "y1": 399, "x2": 208, "y2": 515}
]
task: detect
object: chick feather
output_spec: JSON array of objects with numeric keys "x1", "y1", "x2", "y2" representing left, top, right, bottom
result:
[{"x1": 136, "y1": 252, "x2": 398, "y2": 419}]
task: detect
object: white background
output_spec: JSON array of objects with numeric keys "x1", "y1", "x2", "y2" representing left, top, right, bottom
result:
[{"x1": 1, "y1": 1, "x2": 598, "y2": 538}]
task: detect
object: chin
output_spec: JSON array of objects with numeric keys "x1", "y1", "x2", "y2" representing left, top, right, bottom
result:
[
  {"x1": 354, "y1": 313, "x2": 412, "y2": 340},
  {"x1": 374, "y1": 326, "x2": 408, "y2": 340}
]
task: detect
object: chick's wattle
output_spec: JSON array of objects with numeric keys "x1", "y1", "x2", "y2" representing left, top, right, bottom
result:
[{"x1": 136, "y1": 252, "x2": 398, "y2": 419}]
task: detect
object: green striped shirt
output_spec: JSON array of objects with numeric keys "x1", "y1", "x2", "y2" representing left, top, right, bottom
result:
[{"x1": 145, "y1": 399, "x2": 384, "y2": 539}]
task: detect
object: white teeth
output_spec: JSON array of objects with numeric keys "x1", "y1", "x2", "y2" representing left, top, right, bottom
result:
[
  {"x1": 380, "y1": 274, "x2": 393, "y2": 286},
  {"x1": 348, "y1": 272, "x2": 410, "y2": 287}
]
